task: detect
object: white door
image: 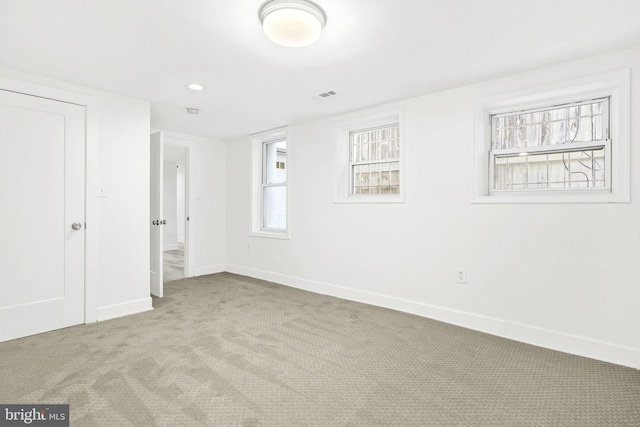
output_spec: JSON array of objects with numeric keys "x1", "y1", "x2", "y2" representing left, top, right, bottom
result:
[
  {"x1": 150, "y1": 131, "x2": 163, "y2": 297},
  {"x1": 0, "y1": 89, "x2": 85, "y2": 342}
]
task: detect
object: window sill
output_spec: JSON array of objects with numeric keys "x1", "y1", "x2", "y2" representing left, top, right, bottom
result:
[
  {"x1": 334, "y1": 195, "x2": 405, "y2": 204},
  {"x1": 472, "y1": 191, "x2": 629, "y2": 204},
  {"x1": 250, "y1": 230, "x2": 290, "y2": 240}
]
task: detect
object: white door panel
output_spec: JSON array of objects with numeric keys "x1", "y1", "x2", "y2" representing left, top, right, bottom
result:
[
  {"x1": 0, "y1": 89, "x2": 85, "y2": 342},
  {"x1": 150, "y1": 131, "x2": 163, "y2": 297}
]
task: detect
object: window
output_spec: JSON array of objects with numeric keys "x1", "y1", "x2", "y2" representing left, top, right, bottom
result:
[
  {"x1": 251, "y1": 127, "x2": 288, "y2": 238},
  {"x1": 491, "y1": 98, "x2": 610, "y2": 192},
  {"x1": 350, "y1": 124, "x2": 400, "y2": 195},
  {"x1": 474, "y1": 69, "x2": 630, "y2": 203},
  {"x1": 262, "y1": 139, "x2": 287, "y2": 230},
  {"x1": 334, "y1": 110, "x2": 404, "y2": 203}
]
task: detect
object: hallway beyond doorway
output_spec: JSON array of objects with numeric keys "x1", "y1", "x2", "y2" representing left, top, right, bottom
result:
[{"x1": 163, "y1": 243, "x2": 184, "y2": 283}]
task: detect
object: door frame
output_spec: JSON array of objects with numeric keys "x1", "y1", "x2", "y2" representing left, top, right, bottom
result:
[
  {"x1": 150, "y1": 140, "x2": 192, "y2": 283},
  {"x1": 0, "y1": 76, "x2": 99, "y2": 324},
  {"x1": 183, "y1": 146, "x2": 191, "y2": 278}
]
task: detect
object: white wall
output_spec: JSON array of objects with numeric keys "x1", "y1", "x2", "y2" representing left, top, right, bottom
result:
[
  {"x1": 225, "y1": 46, "x2": 640, "y2": 368},
  {"x1": 163, "y1": 161, "x2": 178, "y2": 250},
  {"x1": 94, "y1": 93, "x2": 151, "y2": 319},
  {"x1": 0, "y1": 66, "x2": 152, "y2": 321},
  {"x1": 163, "y1": 132, "x2": 226, "y2": 276}
]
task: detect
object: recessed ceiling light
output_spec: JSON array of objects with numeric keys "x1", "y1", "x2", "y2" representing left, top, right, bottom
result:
[
  {"x1": 186, "y1": 107, "x2": 200, "y2": 114},
  {"x1": 258, "y1": 0, "x2": 327, "y2": 47},
  {"x1": 186, "y1": 83, "x2": 205, "y2": 91}
]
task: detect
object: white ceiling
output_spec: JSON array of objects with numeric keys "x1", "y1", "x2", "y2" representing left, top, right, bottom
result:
[{"x1": 1, "y1": 0, "x2": 639, "y2": 140}]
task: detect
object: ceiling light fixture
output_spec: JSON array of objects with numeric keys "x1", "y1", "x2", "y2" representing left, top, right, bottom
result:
[
  {"x1": 186, "y1": 83, "x2": 205, "y2": 91},
  {"x1": 186, "y1": 107, "x2": 200, "y2": 114},
  {"x1": 258, "y1": 0, "x2": 326, "y2": 47}
]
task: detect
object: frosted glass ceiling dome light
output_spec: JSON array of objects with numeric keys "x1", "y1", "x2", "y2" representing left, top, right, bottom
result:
[{"x1": 259, "y1": 0, "x2": 327, "y2": 47}]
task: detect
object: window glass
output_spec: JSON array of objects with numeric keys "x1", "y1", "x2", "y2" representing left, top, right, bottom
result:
[
  {"x1": 264, "y1": 140, "x2": 287, "y2": 184},
  {"x1": 350, "y1": 124, "x2": 400, "y2": 196},
  {"x1": 263, "y1": 186, "x2": 286, "y2": 229},
  {"x1": 491, "y1": 98, "x2": 609, "y2": 192}
]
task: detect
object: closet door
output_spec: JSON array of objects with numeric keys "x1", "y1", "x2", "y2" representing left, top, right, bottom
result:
[{"x1": 0, "y1": 89, "x2": 85, "y2": 342}]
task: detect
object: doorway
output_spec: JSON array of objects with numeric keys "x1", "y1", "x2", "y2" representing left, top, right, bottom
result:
[
  {"x1": 150, "y1": 132, "x2": 190, "y2": 298},
  {"x1": 163, "y1": 145, "x2": 187, "y2": 283}
]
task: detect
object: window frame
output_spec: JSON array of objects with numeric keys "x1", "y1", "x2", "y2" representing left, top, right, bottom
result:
[
  {"x1": 251, "y1": 127, "x2": 289, "y2": 239},
  {"x1": 473, "y1": 69, "x2": 630, "y2": 204},
  {"x1": 333, "y1": 109, "x2": 405, "y2": 204},
  {"x1": 489, "y1": 97, "x2": 611, "y2": 194},
  {"x1": 261, "y1": 138, "x2": 287, "y2": 232}
]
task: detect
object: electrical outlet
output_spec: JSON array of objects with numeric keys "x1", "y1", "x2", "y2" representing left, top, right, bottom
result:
[
  {"x1": 97, "y1": 183, "x2": 108, "y2": 198},
  {"x1": 456, "y1": 268, "x2": 467, "y2": 284}
]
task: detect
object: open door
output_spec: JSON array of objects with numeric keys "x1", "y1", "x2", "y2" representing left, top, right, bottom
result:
[{"x1": 150, "y1": 131, "x2": 163, "y2": 297}]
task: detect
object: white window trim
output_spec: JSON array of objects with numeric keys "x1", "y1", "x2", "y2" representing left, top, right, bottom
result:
[
  {"x1": 250, "y1": 127, "x2": 289, "y2": 239},
  {"x1": 473, "y1": 69, "x2": 630, "y2": 204},
  {"x1": 333, "y1": 109, "x2": 405, "y2": 203}
]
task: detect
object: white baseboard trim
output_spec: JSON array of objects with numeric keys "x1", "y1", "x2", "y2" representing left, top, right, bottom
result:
[
  {"x1": 163, "y1": 243, "x2": 179, "y2": 251},
  {"x1": 503, "y1": 322, "x2": 640, "y2": 370},
  {"x1": 195, "y1": 264, "x2": 225, "y2": 277},
  {"x1": 97, "y1": 297, "x2": 153, "y2": 322},
  {"x1": 225, "y1": 264, "x2": 640, "y2": 370}
]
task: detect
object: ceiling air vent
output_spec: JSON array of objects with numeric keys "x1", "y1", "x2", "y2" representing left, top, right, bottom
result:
[{"x1": 313, "y1": 90, "x2": 339, "y2": 99}]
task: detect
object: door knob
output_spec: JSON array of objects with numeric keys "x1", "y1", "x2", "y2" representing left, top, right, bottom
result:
[{"x1": 71, "y1": 222, "x2": 82, "y2": 231}]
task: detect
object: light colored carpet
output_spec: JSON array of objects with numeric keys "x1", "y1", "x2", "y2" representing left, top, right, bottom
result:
[
  {"x1": 163, "y1": 243, "x2": 184, "y2": 283},
  {"x1": 0, "y1": 273, "x2": 639, "y2": 426}
]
